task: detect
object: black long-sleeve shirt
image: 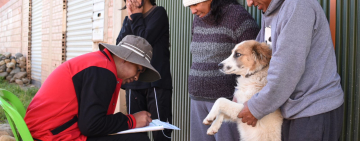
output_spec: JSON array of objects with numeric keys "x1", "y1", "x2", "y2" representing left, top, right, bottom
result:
[
  {"x1": 76, "y1": 66, "x2": 134, "y2": 136},
  {"x1": 117, "y1": 6, "x2": 172, "y2": 89}
]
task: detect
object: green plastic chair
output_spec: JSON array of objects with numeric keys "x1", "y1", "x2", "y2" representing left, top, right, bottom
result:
[{"x1": 0, "y1": 89, "x2": 34, "y2": 141}]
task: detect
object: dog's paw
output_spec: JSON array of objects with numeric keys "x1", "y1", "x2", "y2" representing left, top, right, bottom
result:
[
  {"x1": 203, "y1": 118, "x2": 213, "y2": 125},
  {"x1": 206, "y1": 127, "x2": 219, "y2": 135},
  {"x1": 203, "y1": 113, "x2": 217, "y2": 125}
]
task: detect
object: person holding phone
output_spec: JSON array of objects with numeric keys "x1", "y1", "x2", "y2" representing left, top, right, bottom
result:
[{"x1": 116, "y1": 0, "x2": 173, "y2": 140}]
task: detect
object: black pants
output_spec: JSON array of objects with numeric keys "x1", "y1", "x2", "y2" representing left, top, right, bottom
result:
[
  {"x1": 126, "y1": 87, "x2": 173, "y2": 141},
  {"x1": 282, "y1": 104, "x2": 344, "y2": 141},
  {"x1": 87, "y1": 133, "x2": 150, "y2": 141}
]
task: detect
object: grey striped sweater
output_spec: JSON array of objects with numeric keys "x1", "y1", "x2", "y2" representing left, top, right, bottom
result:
[{"x1": 189, "y1": 4, "x2": 260, "y2": 101}]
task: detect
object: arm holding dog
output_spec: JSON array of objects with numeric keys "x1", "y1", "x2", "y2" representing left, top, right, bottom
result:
[
  {"x1": 246, "y1": 1, "x2": 322, "y2": 120},
  {"x1": 238, "y1": 102, "x2": 257, "y2": 127}
]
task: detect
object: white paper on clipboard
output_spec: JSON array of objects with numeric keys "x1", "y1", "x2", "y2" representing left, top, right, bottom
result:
[{"x1": 116, "y1": 119, "x2": 180, "y2": 134}]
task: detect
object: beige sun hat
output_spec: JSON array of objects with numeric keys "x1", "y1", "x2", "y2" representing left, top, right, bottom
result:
[
  {"x1": 99, "y1": 35, "x2": 161, "y2": 82},
  {"x1": 183, "y1": 0, "x2": 208, "y2": 7}
]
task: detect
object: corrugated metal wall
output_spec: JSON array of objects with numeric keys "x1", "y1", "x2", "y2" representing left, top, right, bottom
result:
[
  {"x1": 336, "y1": 0, "x2": 359, "y2": 140},
  {"x1": 156, "y1": 0, "x2": 359, "y2": 140},
  {"x1": 155, "y1": 1, "x2": 192, "y2": 141},
  {"x1": 238, "y1": 0, "x2": 262, "y2": 26},
  {"x1": 66, "y1": 0, "x2": 93, "y2": 60},
  {"x1": 31, "y1": 0, "x2": 43, "y2": 83}
]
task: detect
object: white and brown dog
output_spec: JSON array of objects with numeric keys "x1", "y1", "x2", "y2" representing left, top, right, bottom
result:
[{"x1": 203, "y1": 40, "x2": 283, "y2": 141}]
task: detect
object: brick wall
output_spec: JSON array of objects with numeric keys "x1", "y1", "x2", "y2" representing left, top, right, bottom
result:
[
  {"x1": 112, "y1": 0, "x2": 128, "y2": 114},
  {"x1": 0, "y1": 0, "x2": 23, "y2": 55},
  {"x1": 22, "y1": 0, "x2": 30, "y2": 81},
  {"x1": 0, "y1": 0, "x2": 10, "y2": 9},
  {"x1": 107, "y1": 0, "x2": 113, "y2": 44},
  {"x1": 22, "y1": 0, "x2": 29, "y2": 60}
]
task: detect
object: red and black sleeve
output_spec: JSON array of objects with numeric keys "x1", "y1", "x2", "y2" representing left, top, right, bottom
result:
[{"x1": 73, "y1": 66, "x2": 135, "y2": 136}]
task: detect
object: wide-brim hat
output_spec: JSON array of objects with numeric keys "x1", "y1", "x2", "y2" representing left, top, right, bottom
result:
[
  {"x1": 99, "y1": 35, "x2": 161, "y2": 82},
  {"x1": 183, "y1": 0, "x2": 208, "y2": 7}
]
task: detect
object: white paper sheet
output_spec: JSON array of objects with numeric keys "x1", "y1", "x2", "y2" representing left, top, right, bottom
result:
[{"x1": 116, "y1": 119, "x2": 180, "y2": 134}]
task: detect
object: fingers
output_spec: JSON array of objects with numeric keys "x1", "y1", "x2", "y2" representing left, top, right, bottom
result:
[
  {"x1": 132, "y1": 0, "x2": 139, "y2": 7},
  {"x1": 246, "y1": 120, "x2": 252, "y2": 125},
  {"x1": 247, "y1": 0, "x2": 254, "y2": 7},
  {"x1": 126, "y1": 0, "x2": 140, "y2": 8},
  {"x1": 238, "y1": 109, "x2": 257, "y2": 127},
  {"x1": 237, "y1": 110, "x2": 243, "y2": 118},
  {"x1": 252, "y1": 121, "x2": 257, "y2": 127},
  {"x1": 241, "y1": 117, "x2": 246, "y2": 123},
  {"x1": 126, "y1": 0, "x2": 143, "y2": 14},
  {"x1": 144, "y1": 111, "x2": 152, "y2": 126},
  {"x1": 133, "y1": 111, "x2": 153, "y2": 127},
  {"x1": 146, "y1": 118, "x2": 150, "y2": 126},
  {"x1": 126, "y1": 0, "x2": 132, "y2": 7},
  {"x1": 126, "y1": 0, "x2": 133, "y2": 11},
  {"x1": 147, "y1": 116, "x2": 152, "y2": 126}
]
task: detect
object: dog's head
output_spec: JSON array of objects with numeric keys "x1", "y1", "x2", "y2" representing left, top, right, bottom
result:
[{"x1": 218, "y1": 40, "x2": 271, "y2": 76}]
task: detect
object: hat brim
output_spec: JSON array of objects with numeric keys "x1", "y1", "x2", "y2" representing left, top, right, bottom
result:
[
  {"x1": 99, "y1": 43, "x2": 161, "y2": 82},
  {"x1": 183, "y1": 0, "x2": 207, "y2": 7}
]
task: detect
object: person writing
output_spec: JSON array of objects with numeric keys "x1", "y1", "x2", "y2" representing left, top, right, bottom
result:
[
  {"x1": 116, "y1": 0, "x2": 173, "y2": 140},
  {"x1": 25, "y1": 35, "x2": 160, "y2": 141}
]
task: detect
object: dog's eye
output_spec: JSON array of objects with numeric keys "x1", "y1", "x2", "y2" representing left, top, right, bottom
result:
[{"x1": 234, "y1": 53, "x2": 241, "y2": 58}]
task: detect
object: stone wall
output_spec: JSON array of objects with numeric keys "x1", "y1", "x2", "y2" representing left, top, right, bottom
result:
[{"x1": 0, "y1": 52, "x2": 29, "y2": 85}]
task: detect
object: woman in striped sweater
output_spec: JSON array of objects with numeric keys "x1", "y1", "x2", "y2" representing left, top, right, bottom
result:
[{"x1": 183, "y1": 0, "x2": 260, "y2": 140}]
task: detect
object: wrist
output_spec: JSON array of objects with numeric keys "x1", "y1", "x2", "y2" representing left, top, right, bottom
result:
[
  {"x1": 127, "y1": 114, "x2": 136, "y2": 129},
  {"x1": 130, "y1": 13, "x2": 142, "y2": 21}
]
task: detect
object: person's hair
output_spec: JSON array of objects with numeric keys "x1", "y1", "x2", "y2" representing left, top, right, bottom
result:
[
  {"x1": 121, "y1": 0, "x2": 156, "y2": 10},
  {"x1": 210, "y1": 0, "x2": 240, "y2": 24}
]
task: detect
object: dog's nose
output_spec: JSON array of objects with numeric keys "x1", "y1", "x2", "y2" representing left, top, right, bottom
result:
[{"x1": 218, "y1": 63, "x2": 224, "y2": 69}]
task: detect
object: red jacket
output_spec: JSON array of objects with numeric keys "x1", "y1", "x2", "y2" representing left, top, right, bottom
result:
[{"x1": 25, "y1": 49, "x2": 135, "y2": 141}]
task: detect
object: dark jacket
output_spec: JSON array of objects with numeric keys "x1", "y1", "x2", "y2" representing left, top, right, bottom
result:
[{"x1": 116, "y1": 6, "x2": 172, "y2": 90}]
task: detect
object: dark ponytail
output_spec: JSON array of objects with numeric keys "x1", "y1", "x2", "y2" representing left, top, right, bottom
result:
[{"x1": 150, "y1": 0, "x2": 156, "y2": 5}]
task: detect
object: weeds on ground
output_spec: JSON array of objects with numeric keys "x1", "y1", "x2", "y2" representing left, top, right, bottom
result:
[{"x1": 0, "y1": 77, "x2": 38, "y2": 123}]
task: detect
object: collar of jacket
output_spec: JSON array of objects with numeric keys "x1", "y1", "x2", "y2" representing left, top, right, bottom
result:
[{"x1": 264, "y1": 0, "x2": 285, "y2": 16}]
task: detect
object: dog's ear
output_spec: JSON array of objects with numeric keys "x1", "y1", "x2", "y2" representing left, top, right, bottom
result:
[{"x1": 252, "y1": 42, "x2": 272, "y2": 66}]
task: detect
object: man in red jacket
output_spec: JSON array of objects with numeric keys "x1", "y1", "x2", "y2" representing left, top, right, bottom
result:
[{"x1": 25, "y1": 35, "x2": 161, "y2": 141}]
